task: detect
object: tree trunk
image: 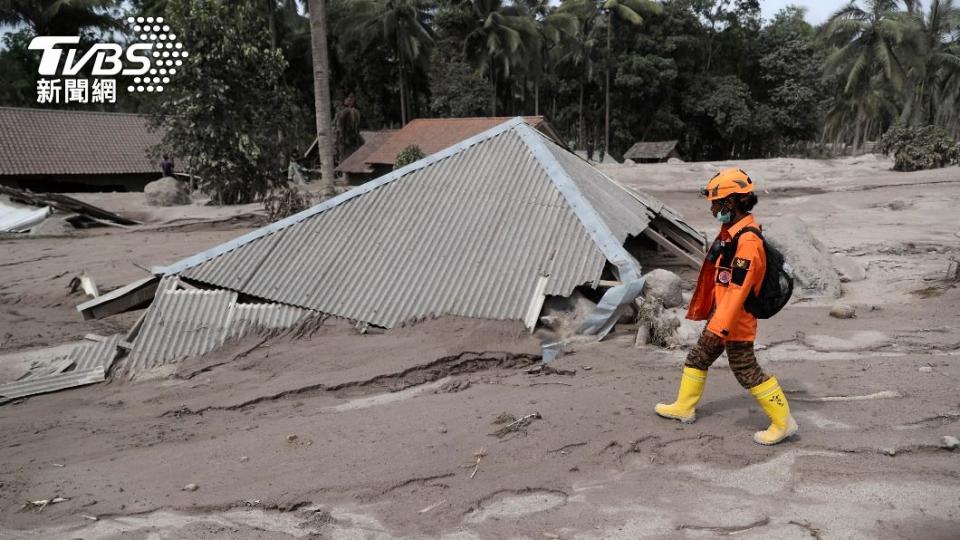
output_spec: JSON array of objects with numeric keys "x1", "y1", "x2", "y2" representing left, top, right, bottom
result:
[
  {"x1": 308, "y1": 0, "x2": 335, "y2": 197},
  {"x1": 605, "y1": 11, "x2": 611, "y2": 156},
  {"x1": 534, "y1": 79, "x2": 539, "y2": 116},
  {"x1": 491, "y1": 74, "x2": 497, "y2": 116},
  {"x1": 578, "y1": 80, "x2": 585, "y2": 150},
  {"x1": 267, "y1": 0, "x2": 277, "y2": 50},
  {"x1": 852, "y1": 110, "x2": 864, "y2": 155},
  {"x1": 399, "y1": 63, "x2": 408, "y2": 126}
]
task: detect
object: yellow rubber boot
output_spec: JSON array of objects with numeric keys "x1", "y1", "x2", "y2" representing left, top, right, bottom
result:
[
  {"x1": 750, "y1": 376, "x2": 799, "y2": 445},
  {"x1": 654, "y1": 367, "x2": 707, "y2": 424}
]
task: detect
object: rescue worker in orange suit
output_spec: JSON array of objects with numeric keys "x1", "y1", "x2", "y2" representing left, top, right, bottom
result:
[{"x1": 654, "y1": 168, "x2": 798, "y2": 445}]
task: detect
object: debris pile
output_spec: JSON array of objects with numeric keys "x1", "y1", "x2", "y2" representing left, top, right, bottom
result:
[{"x1": 0, "y1": 185, "x2": 138, "y2": 233}]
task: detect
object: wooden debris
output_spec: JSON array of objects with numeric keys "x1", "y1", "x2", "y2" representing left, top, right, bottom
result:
[
  {"x1": 678, "y1": 516, "x2": 770, "y2": 535},
  {"x1": 492, "y1": 412, "x2": 542, "y2": 438},
  {"x1": 419, "y1": 500, "x2": 446, "y2": 514},
  {"x1": 792, "y1": 391, "x2": 902, "y2": 402},
  {"x1": 469, "y1": 448, "x2": 486, "y2": 479},
  {"x1": 22, "y1": 496, "x2": 70, "y2": 512}
]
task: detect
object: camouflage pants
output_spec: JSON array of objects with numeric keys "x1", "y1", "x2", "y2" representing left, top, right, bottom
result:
[{"x1": 684, "y1": 331, "x2": 769, "y2": 389}]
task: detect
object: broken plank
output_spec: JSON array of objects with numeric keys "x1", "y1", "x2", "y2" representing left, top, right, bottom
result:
[
  {"x1": 642, "y1": 228, "x2": 702, "y2": 269},
  {"x1": 77, "y1": 275, "x2": 160, "y2": 321}
]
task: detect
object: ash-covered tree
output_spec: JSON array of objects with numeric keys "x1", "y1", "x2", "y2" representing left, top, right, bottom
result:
[{"x1": 148, "y1": 0, "x2": 304, "y2": 204}]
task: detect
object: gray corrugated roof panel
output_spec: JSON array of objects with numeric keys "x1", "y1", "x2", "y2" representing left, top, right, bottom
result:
[
  {"x1": 542, "y1": 140, "x2": 653, "y2": 242},
  {"x1": 155, "y1": 118, "x2": 699, "y2": 329},
  {"x1": 117, "y1": 285, "x2": 238, "y2": 379},
  {"x1": 0, "y1": 367, "x2": 106, "y2": 402},
  {"x1": 0, "y1": 334, "x2": 121, "y2": 402},
  {"x1": 69, "y1": 334, "x2": 122, "y2": 372},
  {"x1": 228, "y1": 303, "x2": 310, "y2": 338}
]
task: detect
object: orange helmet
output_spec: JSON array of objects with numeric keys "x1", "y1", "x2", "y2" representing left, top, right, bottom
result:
[{"x1": 701, "y1": 168, "x2": 754, "y2": 201}]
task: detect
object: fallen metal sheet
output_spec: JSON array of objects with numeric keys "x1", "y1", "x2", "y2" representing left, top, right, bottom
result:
[
  {"x1": 0, "y1": 334, "x2": 121, "y2": 403},
  {"x1": 115, "y1": 278, "x2": 310, "y2": 379},
  {"x1": 228, "y1": 303, "x2": 312, "y2": 338},
  {"x1": 117, "y1": 284, "x2": 238, "y2": 379},
  {"x1": 0, "y1": 200, "x2": 51, "y2": 232},
  {"x1": 0, "y1": 367, "x2": 107, "y2": 402}
]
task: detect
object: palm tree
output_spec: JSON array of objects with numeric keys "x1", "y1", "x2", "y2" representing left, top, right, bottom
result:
[
  {"x1": 555, "y1": 0, "x2": 601, "y2": 149},
  {"x1": 523, "y1": 1, "x2": 577, "y2": 115},
  {"x1": 343, "y1": 0, "x2": 435, "y2": 125},
  {"x1": 821, "y1": 0, "x2": 913, "y2": 151},
  {"x1": 558, "y1": 0, "x2": 659, "y2": 154},
  {"x1": 308, "y1": 0, "x2": 336, "y2": 196},
  {"x1": 899, "y1": 0, "x2": 960, "y2": 126},
  {"x1": 599, "y1": 0, "x2": 659, "y2": 154},
  {"x1": 463, "y1": 0, "x2": 541, "y2": 115}
]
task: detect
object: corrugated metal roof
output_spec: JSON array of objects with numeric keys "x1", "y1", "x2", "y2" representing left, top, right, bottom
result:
[
  {"x1": 228, "y1": 303, "x2": 310, "y2": 337},
  {"x1": 69, "y1": 334, "x2": 122, "y2": 372},
  {"x1": 117, "y1": 282, "x2": 238, "y2": 378},
  {"x1": 113, "y1": 278, "x2": 310, "y2": 378},
  {"x1": 0, "y1": 334, "x2": 121, "y2": 403},
  {"x1": 150, "y1": 118, "x2": 693, "y2": 329}
]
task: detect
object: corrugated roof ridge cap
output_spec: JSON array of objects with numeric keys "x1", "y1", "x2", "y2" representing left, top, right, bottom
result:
[
  {"x1": 513, "y1": 123, "x2": 642, "y2": 282},
  {"x1": 0, "y1": 106, "x2": 148, "y2": 119},
  {"x1": 151, "y1": 117, "x2": 529, "y2": 276}
]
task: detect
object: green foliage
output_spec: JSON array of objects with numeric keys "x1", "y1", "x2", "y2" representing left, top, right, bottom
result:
[
  {"x1": 878, "y1": 124, "x2": 960, "y2": 171},
  {"x1": 429, "y1": 54, "x2": 489, "y2": 117},
  {"x1": 147, "y1": 0, "x2": 304, "y2": 205},
  {"x1": 0, "y1": 30, "x2": 40, "y2": 108},
  {"x1": 394, "y1": 144, "x2": 425, "y2": 168}
]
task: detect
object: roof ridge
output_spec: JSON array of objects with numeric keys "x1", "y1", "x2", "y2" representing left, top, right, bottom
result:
[
  {"x1": 0, "y1": 106, "x2": 148, "y2": 118},
  {"x1": 512, "y1": 123, "x2": 642, "y2": 283},
  {"x1": 153, "y1": 116, "x2": 530, "y2": 276}
]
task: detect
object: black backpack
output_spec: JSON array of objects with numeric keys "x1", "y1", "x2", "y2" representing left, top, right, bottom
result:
[{"x1": 722, "y1": 226, "x2": 794, "y2": 319}]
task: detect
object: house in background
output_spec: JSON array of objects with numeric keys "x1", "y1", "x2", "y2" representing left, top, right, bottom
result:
[
  {"x1": 0, "y1": 107, "x2": 164, "y2": 192},
  {"x1": 326, "y1": 116, "x2": 564, "y2": 185},
  {"x1": 328, "y1": 129, "x2": 396, "y2": 185},
  {"x1": 623, "y1": 140, "x2": 682, "y2": 164}
]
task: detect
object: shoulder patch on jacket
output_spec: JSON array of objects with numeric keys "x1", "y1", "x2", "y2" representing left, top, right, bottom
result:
[{"x1": 733, "y1": 257, "x2": 751, "y2": 270}]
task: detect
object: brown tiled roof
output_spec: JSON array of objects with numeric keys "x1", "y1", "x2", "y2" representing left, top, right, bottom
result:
[
  {"x1": 335, "y1": 130, "x2": 396, "y2": 174},
  {"x1": 623, "y1": 140, "x2": 679, "y2": 160},
  {"x1": 0, "y1": 107, "x2": 163, "y2": 176},
  {"x1": 365, "y1": 116, "x2": 559, "y2": 166}
]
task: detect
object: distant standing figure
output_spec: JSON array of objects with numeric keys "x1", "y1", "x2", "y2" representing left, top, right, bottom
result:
[
  {"x1": 333, "y1": 94, "x2": 362, "y2": 165},
  {"x1": 160, "y1": 154, "x2": 175, "y2": 177}
]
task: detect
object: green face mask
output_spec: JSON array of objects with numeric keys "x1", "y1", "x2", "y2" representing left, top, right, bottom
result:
[{"x1": 715, "y1": 210, "x2": 732, "y2": 224}]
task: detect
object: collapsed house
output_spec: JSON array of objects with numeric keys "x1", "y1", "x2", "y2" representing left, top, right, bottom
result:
[
  {"x1": 0, "y1": 185, "x2": 139, "y2": 233},
  {"x1": 1, "y1": 118, "x2": 704, "y2": 402}
]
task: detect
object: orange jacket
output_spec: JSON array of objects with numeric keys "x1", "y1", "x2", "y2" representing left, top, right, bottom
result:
[{"x1": 686, "y1": 214, "x2": 766, "y2": 342}]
